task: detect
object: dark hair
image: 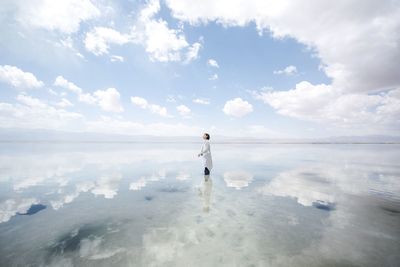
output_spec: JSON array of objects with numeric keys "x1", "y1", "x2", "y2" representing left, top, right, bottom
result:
[{"x1": 204, "y1": 133, "x2": 210, "y2": 140}]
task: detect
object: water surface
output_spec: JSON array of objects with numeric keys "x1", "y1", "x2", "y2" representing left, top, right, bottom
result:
[{"x1": 0, "y1": 143, "x2": 399, "y2": 266}]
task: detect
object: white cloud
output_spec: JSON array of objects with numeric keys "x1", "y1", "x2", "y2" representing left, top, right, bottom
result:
[
  {"x1": 176, "y1": 104, "x2": 191, "y2": 117},
  {"x1": 0, "y1": 65, "x2": 44, "y2": 89},
  {"x1": 223, "y1": 98, "x2": 253, "y2": 118},
  {"x1": 131, "y1": 96, "x2": 168, "y2": 117},
  {"x1": 131, "y1": 96, "x2": 148, "y2": 109},
  {"x1": 78, "y1": 93, "x2": 97, "y2": 105},
  {"x1": 16, "y1": 0, "x2": 100, "y2": 34},
  {"x1": 208, "y1": 73, "x2": 218, "y2": 80},
  {"x1": 54, "y1": 75, "x2": 82, "y2": 94},
  {"x1": 207, "y1": 59, "x2": 219, "y2": 68},
  {"x1": 17, "y1": 94, "x2": 47, "y2": 108},
  {"x1": 185, "y1": 42, "x2": 202, "y2": 63},
  {"x1": 78, "y1": 0, "x2": 200, "y2": 62},
  {"x1": 84, "y1": 27, "x2": 132, "y2": 56},
  {"x1": 273, "y1": 65, "x2": 297, "y2": 75},
  {"x1": 48, "y1": 88, "x2": 58, "y2": 96},
  {"x1": 165, "y1": 0, "x2": 400, "y2": 92},
  {"x1": 148, "y1": 104, "x2": 168, "y2": 117},
  {"x1": 252, "y1": 82, "x2": 400, "y2": 133},
  {"x1": 110, "y1": 55, "x2": 124, "y2": 62},
  {"x1": 133, "y1": 0, "x2": 201, "y2": 62},
  {"x1": 86, "y1": 116, "x2": 201, "y2": 136},
  {"x1": 0, "y1": 94, "x2": 83, "y2": 130},
  {"x1": 56, "y1": 98, "x2": 73, "y2": 108},
  {"x1": 193, "y1": 98, "x2": 210, "y2": 105},
  {"x1": 93, "y1": 88, "x2": 124, "y2": 113},
  {"x1": 54, "y1": 76, "x2": 122, "y2": 112},
  {"x1": 165, "y1": 0, "x2": 400, "y2": 133}
]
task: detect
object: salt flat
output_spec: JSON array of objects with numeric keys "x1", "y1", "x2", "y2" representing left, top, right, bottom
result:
[{"x1": 0, "y1": 143, "x2": 399, "y2": 266}]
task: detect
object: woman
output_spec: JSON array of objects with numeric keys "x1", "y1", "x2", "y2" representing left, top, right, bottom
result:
[{"x1": 198, "y1": 133, "x2": 213, "y2": 175}]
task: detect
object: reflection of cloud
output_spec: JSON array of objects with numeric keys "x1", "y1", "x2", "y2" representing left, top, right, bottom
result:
[
  {"x1": 0, "y1": 198, "x2": 38, "y2": 223},
  {"x1": 257, "y1": 163, "x2": 400, "y2": 266},
  {"x1": 91, "y1": 174, "x2": 122, "y2": 199},
  {"x1": 1, "y1": 146, "x2": 195, "y2": 213},
  {"x1": 0, "y1": 146, "x2": 195, "y2": 190},
  {"x1": 142, "y1": 227, "x2": 199, "y2": 265},
  {"x1": 129, "y1": 169, "x2": 167, "y2": 192},
  {"x1": 129, "y1": 177, "x2": 146, "y2": 191},
  {"x1": 223, "y1": 171, "x2": 253, "y2": 190},
  {"x1": 51, "y1": 181, "x2": 96, "y2": 210},
  {"x1": 176, "y1": 172, "x2": 190, "y2": 181},
  {"x1": 259, "y1": 165, "x2": 400, "y2": 207},
  {"x1": 259, "y1": 167, "x2": 335, "y2": 206},
  {"x1": 79, "y1": 236, "x2": 125, "y2": 260}
]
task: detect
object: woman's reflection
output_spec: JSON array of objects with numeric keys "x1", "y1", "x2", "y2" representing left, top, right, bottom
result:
[{"x1": 199, "y1": 175, "x2": 213, "y2": 213}]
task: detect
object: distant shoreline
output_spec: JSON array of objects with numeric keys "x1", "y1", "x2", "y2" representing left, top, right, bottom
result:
[{"x1": 0, "y1": 140, "x2": 399, "y2": 145}]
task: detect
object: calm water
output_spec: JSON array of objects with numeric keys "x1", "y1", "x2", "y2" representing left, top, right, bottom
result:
[{"x1": 0, "y1": 143, "x2": 399, "y2": 267}]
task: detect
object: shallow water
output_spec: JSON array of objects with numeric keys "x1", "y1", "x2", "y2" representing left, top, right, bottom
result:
[{"x1": 0, "y1": 143, "x2": 399, "y2": 267}]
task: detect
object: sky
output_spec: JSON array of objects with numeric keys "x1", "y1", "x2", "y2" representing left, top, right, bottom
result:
[{"x1": 0, "y1": 0, "x2": 399, "y2": 138}]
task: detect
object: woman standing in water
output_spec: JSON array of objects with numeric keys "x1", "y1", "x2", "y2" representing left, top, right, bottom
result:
[{"x1": 198, "y1": 133, "x2": 213, "y2": 175}]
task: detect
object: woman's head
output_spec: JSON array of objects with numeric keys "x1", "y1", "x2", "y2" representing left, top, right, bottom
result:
[{"x1": 203, "y1": 133, "x2": 210, "y2": 140}]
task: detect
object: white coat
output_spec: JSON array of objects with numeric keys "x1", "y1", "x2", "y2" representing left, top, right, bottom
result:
[{"x1": 200, "y1": 140, "x2": 213, "y2": 169}]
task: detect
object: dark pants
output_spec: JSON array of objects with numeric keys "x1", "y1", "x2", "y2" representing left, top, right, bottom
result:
[{"x1": 204, "y1": 167, "x2": 210, "y2": 175}]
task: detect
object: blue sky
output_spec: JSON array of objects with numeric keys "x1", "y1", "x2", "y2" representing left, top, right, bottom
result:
[{"x1": 0, "y1": 0, "x2": 399, "y2": 138}]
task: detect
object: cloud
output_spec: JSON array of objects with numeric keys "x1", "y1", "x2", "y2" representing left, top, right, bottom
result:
[
  {"x1": 166, "y1": 0, "x2": 400, "y2": 91},
  {"x1": 48, "y1": 88, "x2": 58, "y2": 96},
  {"x1": 132, "y1": 0, "x2": 201, "y2": 62},
  {"x1": 0, "y1": 94, "x2": 84, "y2": 130},
  {"x1": 0, "y1": 65, "x2": 44, "y2": 89},
  {"x1": 84, "y1": 27, "x2": 132, "y2": 56},
  {"x1": 86, "y1": 116, "x2": 201, "y2": 136},
  {"x1": 273, "y1": 65, "x2": 297, "y2": 75},
  {"x1": 176, "y1": 104, "x2": 191, "y2": 117},
  {"x1": 93, "y1": 88, "x2": 124, "y2": 113},
  {"x1": 223, "y1": 98, "x2": 253, "y2": 118},
  {"x1": 207, "y1": 59, "x2": 219, "y2": 68},
  {"x1": 131, "y1": 96, "x2": 148, "y2": 109},
  {"x1": 54, "y1": 75, "x2": 83, "y2": 94},
  {"x1": 81, "y1": 0, "x2": 201, "y2": 63},
  {"x1": 110, "y1": 55, "x2": 124, "y2": 62},
  {"x1": 54, "y1": 76, "x2": 123, "y2": 112},
  {"x1": 252, "y1": 82, "x2": 400, "y2": 134},
  {"x1": 208, "y1": 73, "x2": 218, "y2": 80},
  {"x1": 16, "y1": 0, "x2": 100, "y2": 34},
  {"x1": 184, "y1": 42, "x2": 202, "y2": 63},
  {"x1": 56, "y1": 98, "x2": 73, "y2": 108},
  {"x1": 193, "y1": 98, "x2": 210, "y2": 105},
  {"x1": 165, "y1": 0, "x2": 400, "y2": 133},
  {"x1": 131, "y1": 96, "x2": 168, "y2": 117}
]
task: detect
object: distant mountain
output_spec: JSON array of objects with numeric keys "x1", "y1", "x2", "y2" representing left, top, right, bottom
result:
[
  {"x1": 319, "y1": 135, "x2": 400, "y2": 143},
  {"x1": 0, "y1": 128, "x2": 200, "y2": 143},
  {"x1": 0, "y1": 128, "x2": 399, "y2": 143}
]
